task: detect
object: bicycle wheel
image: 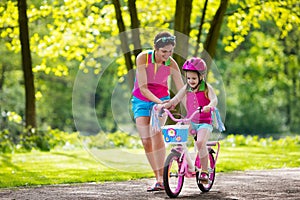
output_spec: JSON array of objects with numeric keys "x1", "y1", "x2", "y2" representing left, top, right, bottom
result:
[
  {"x1": 196, "y1": 151, "x2": 215, "y2": 192},
  {"x1": 163, "y1": 151, "x2": 184, "y2": 198}
]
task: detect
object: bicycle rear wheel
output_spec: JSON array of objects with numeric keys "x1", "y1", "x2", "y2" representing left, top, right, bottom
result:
[
  {"x1": 196, "y1": 151, "x2": 216, "y2": 192},
  {"x1": 163, "y1": 151, "x2": 184, "y2": 198}
]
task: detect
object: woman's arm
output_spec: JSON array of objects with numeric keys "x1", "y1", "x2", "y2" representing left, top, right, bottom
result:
[
  {"x1": 169, "y1": 57, "x2": 186, "y2": 108},
  {"x1": 169, "y1": 57, "x2": 184, "y2": 91},
  {"x1": 136, "y1": 52, "x2": 164, "y2": 104},
  {"x1": 161, "y1": 84, "x2": 187, "y2": 109}
]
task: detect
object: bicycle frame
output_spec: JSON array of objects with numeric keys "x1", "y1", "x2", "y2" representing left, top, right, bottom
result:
[
  {"x1": 165, "y1": 133, "x2": 220, "y2": 178},
  {"x1": 162, "y1": 107, "x2": 220, "y2": 170},
  {"x1": 160, "y1": 107, "x2": 221, "y2": 197}
]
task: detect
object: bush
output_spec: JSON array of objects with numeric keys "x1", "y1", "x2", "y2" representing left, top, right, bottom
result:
[
  {"x1": 80, "y1": 131, "x2": 142, "y2": 149},
  {"x1": 0, "y1": 127, "x2": 80, "y2": 153},
  {"x1": 221, "y1": 134, "x2": 300, "y2": 148},
  {"x1": 0, "y1": 129, "x2": 14, "y2": 153}
]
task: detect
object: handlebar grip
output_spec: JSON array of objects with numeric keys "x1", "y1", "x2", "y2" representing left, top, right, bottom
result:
[
  {"x1": 197, "y1": 106, "x2": 215, "y2": 112},
  {"x1": 197, "y1": 106, "x2": 203, "y2": 113},
  {"x1": 158, "y1": 107, "x2": 165, "y2": 117}
]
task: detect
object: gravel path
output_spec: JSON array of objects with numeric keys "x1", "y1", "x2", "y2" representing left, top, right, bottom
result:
[{"x1": 0, "y1": 168, "x2": 299, "y2": 200}]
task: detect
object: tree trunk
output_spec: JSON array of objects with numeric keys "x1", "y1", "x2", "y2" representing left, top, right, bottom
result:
[
  {"x1": 0, "y1": 64, "x2": 5, "y2": 92},
  {"x1": 194, "y1": 0, "x2": 209, "y2": 56},
  {"x1": 128, "y1": 0, "x2": 142, "y2": 59},
  {"x1": 202, "y1": 0, "x2": 229, "y2": 69},
  {"x1": 173, "y1": 0, "x2": 193, "y2": 68},
  {"x1": 112, "y1": 0, "x2": 134, "y2": 88},
  {"x1": 17, "y1": 0, "x2": 36, "y2": 129}
]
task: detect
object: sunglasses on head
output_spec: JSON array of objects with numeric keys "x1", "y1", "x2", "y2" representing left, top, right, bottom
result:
[{"x1": 155, "y1": 36, "x2": 176, "y2": 44}]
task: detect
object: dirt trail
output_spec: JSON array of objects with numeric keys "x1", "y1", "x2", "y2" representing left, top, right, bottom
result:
[{"x1": 0, "y1": 168, "x2": 299, "y2": 200}]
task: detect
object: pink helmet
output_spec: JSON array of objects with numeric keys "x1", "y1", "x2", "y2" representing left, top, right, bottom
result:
[{"x1": 182, "y1": 57, "x2": 207, "y2": 74}]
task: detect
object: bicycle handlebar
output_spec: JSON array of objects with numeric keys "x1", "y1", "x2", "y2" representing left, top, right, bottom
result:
[{"x1": 157, "y1": 106, "x2": 215, "y2": 123}]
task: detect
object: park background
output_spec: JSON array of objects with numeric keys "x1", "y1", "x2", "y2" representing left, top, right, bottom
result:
[{"x1": 0, "y1": 0, "x2": 299, "y2": 188}]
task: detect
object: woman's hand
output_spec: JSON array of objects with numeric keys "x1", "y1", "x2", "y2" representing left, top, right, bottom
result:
[
  {"x1": 155, "y1": 101, "x2": 173, "y2": 112},
  {"x1": 155, "y1": 104, "x2": 165, "y2": 112}
]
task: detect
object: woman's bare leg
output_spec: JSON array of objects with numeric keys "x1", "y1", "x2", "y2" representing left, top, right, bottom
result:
[
  {"x1": 152, "y1": 130, "x2": 165, "y2": 183},
  {"x1": 136, "y1": 116, "x2": 165, "y2": 182}
]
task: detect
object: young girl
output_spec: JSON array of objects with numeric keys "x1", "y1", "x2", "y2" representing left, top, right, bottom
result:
[{"x1": 158, "y1": 57, "x2": 218, "y2": 184}]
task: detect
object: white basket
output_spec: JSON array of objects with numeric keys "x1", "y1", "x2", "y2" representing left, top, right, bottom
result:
[{"x1": 161, "y1": 125, "x2": 189, "y2": 144}]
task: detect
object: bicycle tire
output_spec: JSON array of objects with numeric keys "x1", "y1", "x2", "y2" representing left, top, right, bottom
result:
[
  {"x1": 196, "y1": 152, "x2": 216, "y2": 192},
  {"x1": 163, "y1": 151, "x2": 184, "y2": 198}
]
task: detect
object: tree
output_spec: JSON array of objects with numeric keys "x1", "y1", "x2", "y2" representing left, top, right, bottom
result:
[
  {"x1": 194, "y1": 0, "x2": 208, "y2": 57},
  {"x1": 173, "y1": 0, "x2": 193, "y2": 66},
  {"x1": 202, "y1": 0, "x2": 229, "y2": 68},
  {"x1": 128, "y1": 0, "x2": 142, "y2": 59},
  {"x1": 112, "y1": 0, "x2": 134, "y2": 87},
  {"x1": 17, "y1": 0, "x2": 36, "y2": 129}
]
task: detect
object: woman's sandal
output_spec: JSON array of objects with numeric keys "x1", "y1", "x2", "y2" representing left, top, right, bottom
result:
[{"x1": 147, "y1": 182, "x2": 165, "y2": 192}]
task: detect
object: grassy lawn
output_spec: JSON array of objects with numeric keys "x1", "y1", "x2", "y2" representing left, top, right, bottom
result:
[{"x1": 0, "y1": 141, "x2": 299, "y2": 188}]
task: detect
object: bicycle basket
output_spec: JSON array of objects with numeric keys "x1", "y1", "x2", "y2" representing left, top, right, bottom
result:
[{"x1": 161, "y1": 125, "x2": 189, "y2": 144}]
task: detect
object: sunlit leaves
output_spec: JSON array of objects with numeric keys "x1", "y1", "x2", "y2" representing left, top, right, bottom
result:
[
  {"x1": 7, "y1": 111, "x2": 22, "y2": 124},
  {"x1": 0, "y1": 0, "x2": 118, "y2": 77},
  {"x1": 224, "y1": 0, "x2": 300, "y2": 52},
  {"x1": 116, "y1": 57, "x2": 127, "y2": 78},
  {"x1": 136, "y1": 0, "x2": 176, "y2": 28},
  {"x1": 0, "y1": 1, "x2": 20, "y2": 53},
  {"x1": 0, "y1": 1, "x2": 18, "y2": 28}
]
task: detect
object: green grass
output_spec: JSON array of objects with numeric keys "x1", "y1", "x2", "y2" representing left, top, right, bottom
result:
[
  {"x1": 0, "y1": 140, "x2": 299, "y2": 188},
  {"x1": 0, "y1": 149, "x2": 153, "y2": 188},
  {"x1": 218, "y1": 146, "x2": 300, "y2": 172}
]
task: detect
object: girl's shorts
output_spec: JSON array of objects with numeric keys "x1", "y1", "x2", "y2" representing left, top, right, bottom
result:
[
  {"x1": 131, "y1": 95, "x2": 170, "y2": 119},
  {"x1": 191, "y1": 122, "x2": 213, "y2": 133}
]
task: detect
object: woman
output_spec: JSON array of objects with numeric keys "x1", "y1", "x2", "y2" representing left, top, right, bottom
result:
[{"x1": 131, "y1": 31, "x2": 184, "y2": 191}]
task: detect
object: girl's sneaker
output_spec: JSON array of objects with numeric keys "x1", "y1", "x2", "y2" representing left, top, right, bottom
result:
[{"x1": 199, "y1": 172, "x2": 209, "y2": 184}]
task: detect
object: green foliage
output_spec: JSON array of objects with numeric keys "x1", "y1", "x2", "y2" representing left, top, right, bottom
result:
[
  {"x1": 0, "y1": 0, "x2": 300, "y2": 147},
  {"x1": 223, "y1": 29, "x2": 298, "y2": 135}
]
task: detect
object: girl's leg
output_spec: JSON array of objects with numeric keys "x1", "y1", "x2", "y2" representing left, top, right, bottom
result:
[{"x1": 195, "y1": 128, "x2": 210, "y2": 172}]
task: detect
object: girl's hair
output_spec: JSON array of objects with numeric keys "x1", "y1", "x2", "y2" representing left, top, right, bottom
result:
[
  {"x1": 203, "y1": 81, "x2": 209, "y2": 98},
  {"x1": 154, "y1": 31, "x2": 176, "y2": 49}
]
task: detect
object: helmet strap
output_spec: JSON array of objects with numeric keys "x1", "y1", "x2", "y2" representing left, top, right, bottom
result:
[
  {"x1": 185, "y1": 71, "x2": 206, "y2": 91},
  {"x1": 199, "y1": 79, "x2": 205, "y2": 91}
]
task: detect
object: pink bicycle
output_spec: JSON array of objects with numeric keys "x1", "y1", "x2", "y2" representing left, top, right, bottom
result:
[{"x1": 160, "y1": 107, "x2": 221, "y2": 198}]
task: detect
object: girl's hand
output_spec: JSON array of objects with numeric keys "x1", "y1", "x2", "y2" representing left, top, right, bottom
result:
[{"x1": 202, "y1": 105, "x2": 212, "y2": 113}]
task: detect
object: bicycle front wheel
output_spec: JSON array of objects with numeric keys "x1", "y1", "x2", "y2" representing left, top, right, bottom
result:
[
  {"x1": 163, "y1": 151, "x2": 184, "y2": 198},
  {"x1": 196, "y1": 151, "x2": 216, "y2": 192}
]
